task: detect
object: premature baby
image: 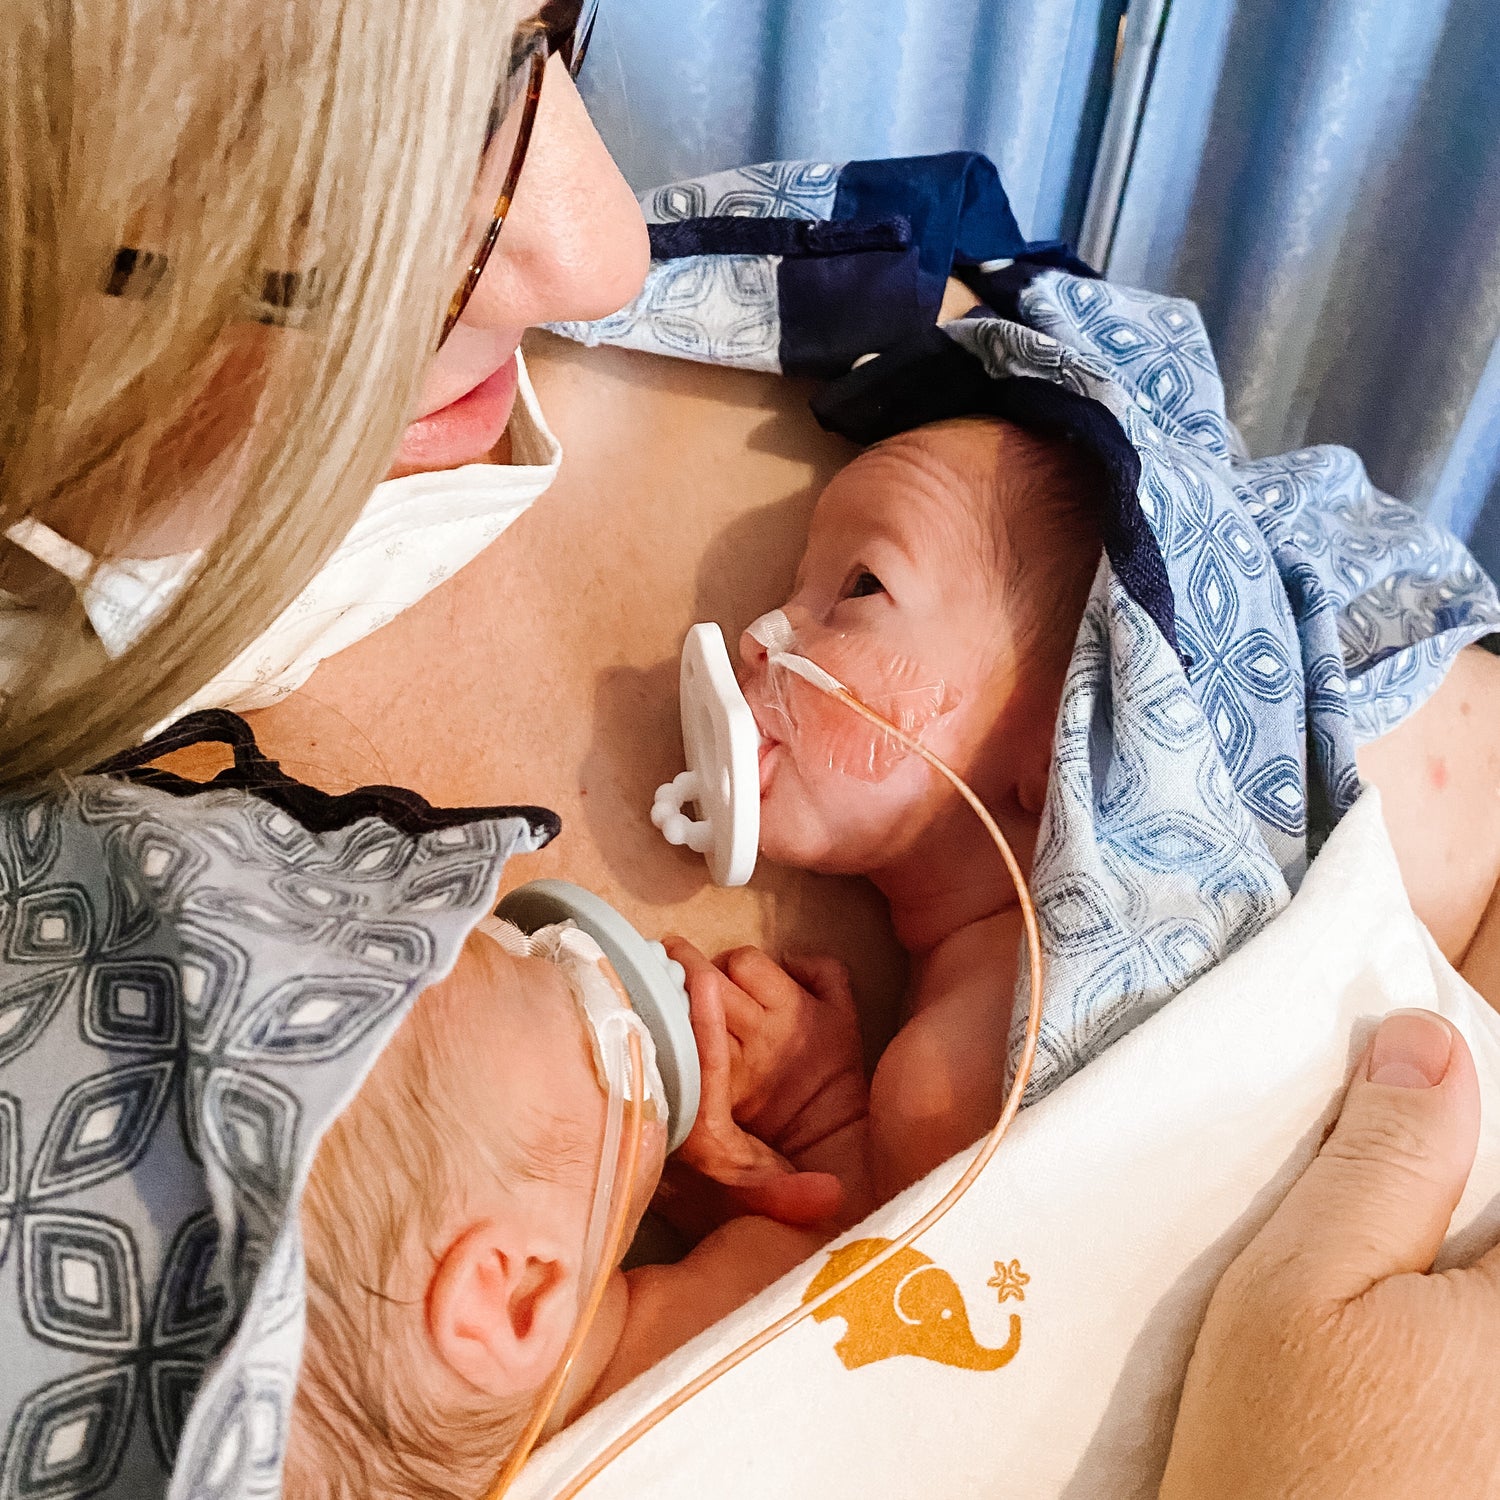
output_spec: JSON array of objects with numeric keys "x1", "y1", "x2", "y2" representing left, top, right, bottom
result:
[
  {"x1": 671, "y1": 408, "x2": 1500, "y2": 1217},
  {"x1": 283, "y1": 920, "x2": 860, "y2": 1500},
  {"x1": 670, "y1": 415, "x2": 1106, "y2": 1208}
]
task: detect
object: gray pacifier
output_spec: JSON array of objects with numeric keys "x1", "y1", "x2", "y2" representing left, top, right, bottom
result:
[{"x1": 495, "y1": 879, "x2": 701, "y2": 1153}]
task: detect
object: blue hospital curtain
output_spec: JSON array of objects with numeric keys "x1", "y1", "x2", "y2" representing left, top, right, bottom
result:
[
  {"x1": 578, "y1": 0, "x2": 1123, "y2": 243},
  {"x1": 581, "y1": 0, "x2": 1500, "y2": 570},
  {"x1": 1103, "y1": 0, "x2": 1500, "y2": 570}
]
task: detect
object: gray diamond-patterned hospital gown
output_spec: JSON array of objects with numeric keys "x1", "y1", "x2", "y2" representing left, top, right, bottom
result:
[{"x1": 0, "y1": 773, "x2": 546, "y2": 1500}]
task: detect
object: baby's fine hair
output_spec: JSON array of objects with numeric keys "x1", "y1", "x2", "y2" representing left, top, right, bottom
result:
[
  {"x1": 284, "y1": 948, "x2": 553, "y2": 1500},
  {"x1": 973, "y1": 418, "x2": 1105, "y2": 666}
]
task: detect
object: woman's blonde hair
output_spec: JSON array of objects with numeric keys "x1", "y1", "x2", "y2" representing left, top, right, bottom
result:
[{"x1": 0, "y1": 0, "x2": 522, "y2": 784}]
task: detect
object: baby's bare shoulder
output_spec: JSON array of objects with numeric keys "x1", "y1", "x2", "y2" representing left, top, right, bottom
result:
[
  {"x1": 909, "y1": 908, "x2": 1024, "y2": 1018},
  {"x1": 1357, "y1": 646, "x2": 1500, "y2": 983}
]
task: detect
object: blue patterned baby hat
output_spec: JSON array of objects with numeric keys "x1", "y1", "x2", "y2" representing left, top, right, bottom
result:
[
  {"x1": 553, "y1": 152, "x2": 1500, "y2": 1099},
  {"x1": 0, "y1": 713, "x2": 556, "y2": 1499}
]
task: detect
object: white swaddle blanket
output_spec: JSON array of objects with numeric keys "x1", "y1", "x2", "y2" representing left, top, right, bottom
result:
[{"x1": 515, "y1": 788, "x2": 1500, "y2": 1499}]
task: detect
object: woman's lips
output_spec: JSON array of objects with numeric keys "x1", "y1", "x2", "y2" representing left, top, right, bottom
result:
[{"x1": 395, "y1": 356, "x2": 519, "y2": 472}]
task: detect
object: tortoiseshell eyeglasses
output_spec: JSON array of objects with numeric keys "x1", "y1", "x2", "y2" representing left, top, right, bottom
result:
[
  {"x1": 441, "y1": 0, "x2": 600, "y2": 346},
  {"x1": 104, "y1": 1, "x2": 600, "y2": 348}
]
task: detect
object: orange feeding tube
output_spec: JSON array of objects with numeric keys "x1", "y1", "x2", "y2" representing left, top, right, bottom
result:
[{"x1": 490, "y1": 643, "x2": 1045, "y2": 1499}]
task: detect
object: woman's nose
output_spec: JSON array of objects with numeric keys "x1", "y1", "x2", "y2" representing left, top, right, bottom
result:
[{"x1": 460, "y1": 58, "x2": 650, "y2": 333}]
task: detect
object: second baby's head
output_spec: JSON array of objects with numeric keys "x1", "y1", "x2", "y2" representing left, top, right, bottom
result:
[
  {"x1": 284, "y1": 926, "x2": 668, "y2": 1500},
  {"x1": 741, "y1": 416, "x2": 1103, "y2": 875}
]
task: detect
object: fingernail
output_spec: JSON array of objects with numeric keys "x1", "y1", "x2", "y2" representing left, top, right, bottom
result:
[{"x1": 1368, "y1": 1010, "x2": 1454, "y2": 1088}]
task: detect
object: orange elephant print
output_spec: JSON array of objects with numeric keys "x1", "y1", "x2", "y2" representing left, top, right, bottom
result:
[{"x1": 802, "y1": 1238, "x2": 1023, "y2": 1373}]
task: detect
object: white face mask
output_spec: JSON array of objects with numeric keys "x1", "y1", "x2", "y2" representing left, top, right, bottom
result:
[{"x1": 4, "y1": 518, "x2": 201, "y2": 659}]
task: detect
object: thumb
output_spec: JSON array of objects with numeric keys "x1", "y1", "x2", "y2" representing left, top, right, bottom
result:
[
  {"x1": 1242, "y1": 1009, "x2": 1480, "y2": 1306},
  {"x1": 734, "y1": 1168, "x2": 845, "y2": 1227}
]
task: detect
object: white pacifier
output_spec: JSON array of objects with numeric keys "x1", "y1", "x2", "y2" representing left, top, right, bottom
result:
[{"x1": 651, "y1": 622, "x2": 761, "y2": 887}]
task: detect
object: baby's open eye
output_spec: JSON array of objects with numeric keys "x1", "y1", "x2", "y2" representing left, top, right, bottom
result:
[{"x1": 847, "y1": 570, "x2": 886, "y2": 599}]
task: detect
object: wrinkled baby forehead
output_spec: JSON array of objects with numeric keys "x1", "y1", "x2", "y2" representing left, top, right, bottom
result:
[
  {"x1": 864, "y1": 415, "x2": 1017, "y2": 479},
  {"x1": 815, "y1": 416, "x2": 1032, "y2": 533}
]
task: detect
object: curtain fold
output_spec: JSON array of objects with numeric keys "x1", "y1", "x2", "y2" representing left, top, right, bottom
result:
[
  {"x1": 579, "y1": 0, "x2": 1499, "y2": 561},
  {"x1": 1106, "y1": 0, "x2": 1500, "y2": 555},
  {"x1": 578, "y1": 0, "x2": 1122, "y2": 242}
]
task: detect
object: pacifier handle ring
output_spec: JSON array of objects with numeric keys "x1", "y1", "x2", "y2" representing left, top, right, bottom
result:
[{"x1": 652, "y1": 770, "x2": 715, "y2": 854}]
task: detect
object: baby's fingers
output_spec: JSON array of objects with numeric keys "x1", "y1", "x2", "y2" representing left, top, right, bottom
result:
[
  {"x1": 662, "y1": 935, "x2": 716, "y2": 992},
  {"x1": 679, "y1": 1118, "x2": 844, "y2": 1228},
  {"x1": 719, "y1": 945, "x2": 810, "y2": 1015},
  {"x1": 678, "y1": 1110, "x2": 778, "y2": 1181},
  {"x1": 665, "y1": 941, "x2": 729, "y2": 1057},
  {"x1": 736, "y1": 1170, "x2": 845, "y2": 1227},
  {"x1": 782, "y1": 954, "x2": 857, "y2": 1017},
  {"x1": 654, "y1": 1160, "x2": 843, "y2": 1238},
  {"x1": 666, "y1": 937, "x2": 757, "y2": 1030}
]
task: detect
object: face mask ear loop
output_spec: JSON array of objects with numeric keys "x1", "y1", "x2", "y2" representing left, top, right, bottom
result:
[
  {"x1": 545, "y1": 656, "x2": 1046, "y2": 1500},
  {"x1": 482, "y1": 1028, "x2": 646, "y2": 1500}
]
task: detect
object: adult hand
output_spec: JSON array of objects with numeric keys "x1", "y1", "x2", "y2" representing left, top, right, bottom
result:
[{"x1": 1161, "y1": 1009, "x2": 1500, "y2": 1498}]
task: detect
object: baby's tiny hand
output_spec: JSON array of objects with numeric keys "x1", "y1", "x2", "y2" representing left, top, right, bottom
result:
[{"x1": 664, "y1": 938, "x2": 870, "y2": 1227}]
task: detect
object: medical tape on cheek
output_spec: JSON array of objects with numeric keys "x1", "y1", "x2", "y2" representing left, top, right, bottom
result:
[
  {"x1": 477, "y1": 916, "x2": 666, "y2": 1113},
  {"x1": 748, "y1": 609, "x2": 961, "y2": 782}
]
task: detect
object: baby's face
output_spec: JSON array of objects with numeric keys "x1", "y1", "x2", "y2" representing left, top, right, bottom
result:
[{"x1": 741, "y1": 420, "x2": 1022, "y2": 874}]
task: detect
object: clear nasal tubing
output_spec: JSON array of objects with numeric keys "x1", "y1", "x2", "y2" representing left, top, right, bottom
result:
[
  {"x1": 477, "y1": 916, "x2": 660, "y2": 1500},
  {"x1": 510, "y1": 618, "x2": 1044, "y2": 1500}
]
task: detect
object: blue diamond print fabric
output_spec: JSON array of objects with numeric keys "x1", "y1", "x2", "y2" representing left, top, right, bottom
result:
[
  {"x1": 553, "y1": 155, "x2": 1500, "y2": 1100},
  {"x1": 0, "y1": 777, "x2": 543, "y2": 1500}
]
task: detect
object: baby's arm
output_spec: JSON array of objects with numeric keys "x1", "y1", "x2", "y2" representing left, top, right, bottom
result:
[
  {"x1": 868, "y1": 908, "x2": 1021, "y2": 1199},
  {"x1": 664, "y1": 939, "x2": 875, "y2": 1228},
  {"x1": 594, "y1": 1215, "x2": 827, "y2": 1402}
]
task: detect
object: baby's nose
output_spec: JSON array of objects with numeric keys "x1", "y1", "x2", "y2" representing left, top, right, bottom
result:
[
  {"x1": 741, "y1": 607, "x2": 798, "y2": 669},
  {"x1": 738, "y1": 626, "x2": 769, "y2": 671}
]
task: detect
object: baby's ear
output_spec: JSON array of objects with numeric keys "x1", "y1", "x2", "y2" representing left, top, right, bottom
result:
[{"x1": 426, "y1": 1220, "x2": 577, "y2": 1396}]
